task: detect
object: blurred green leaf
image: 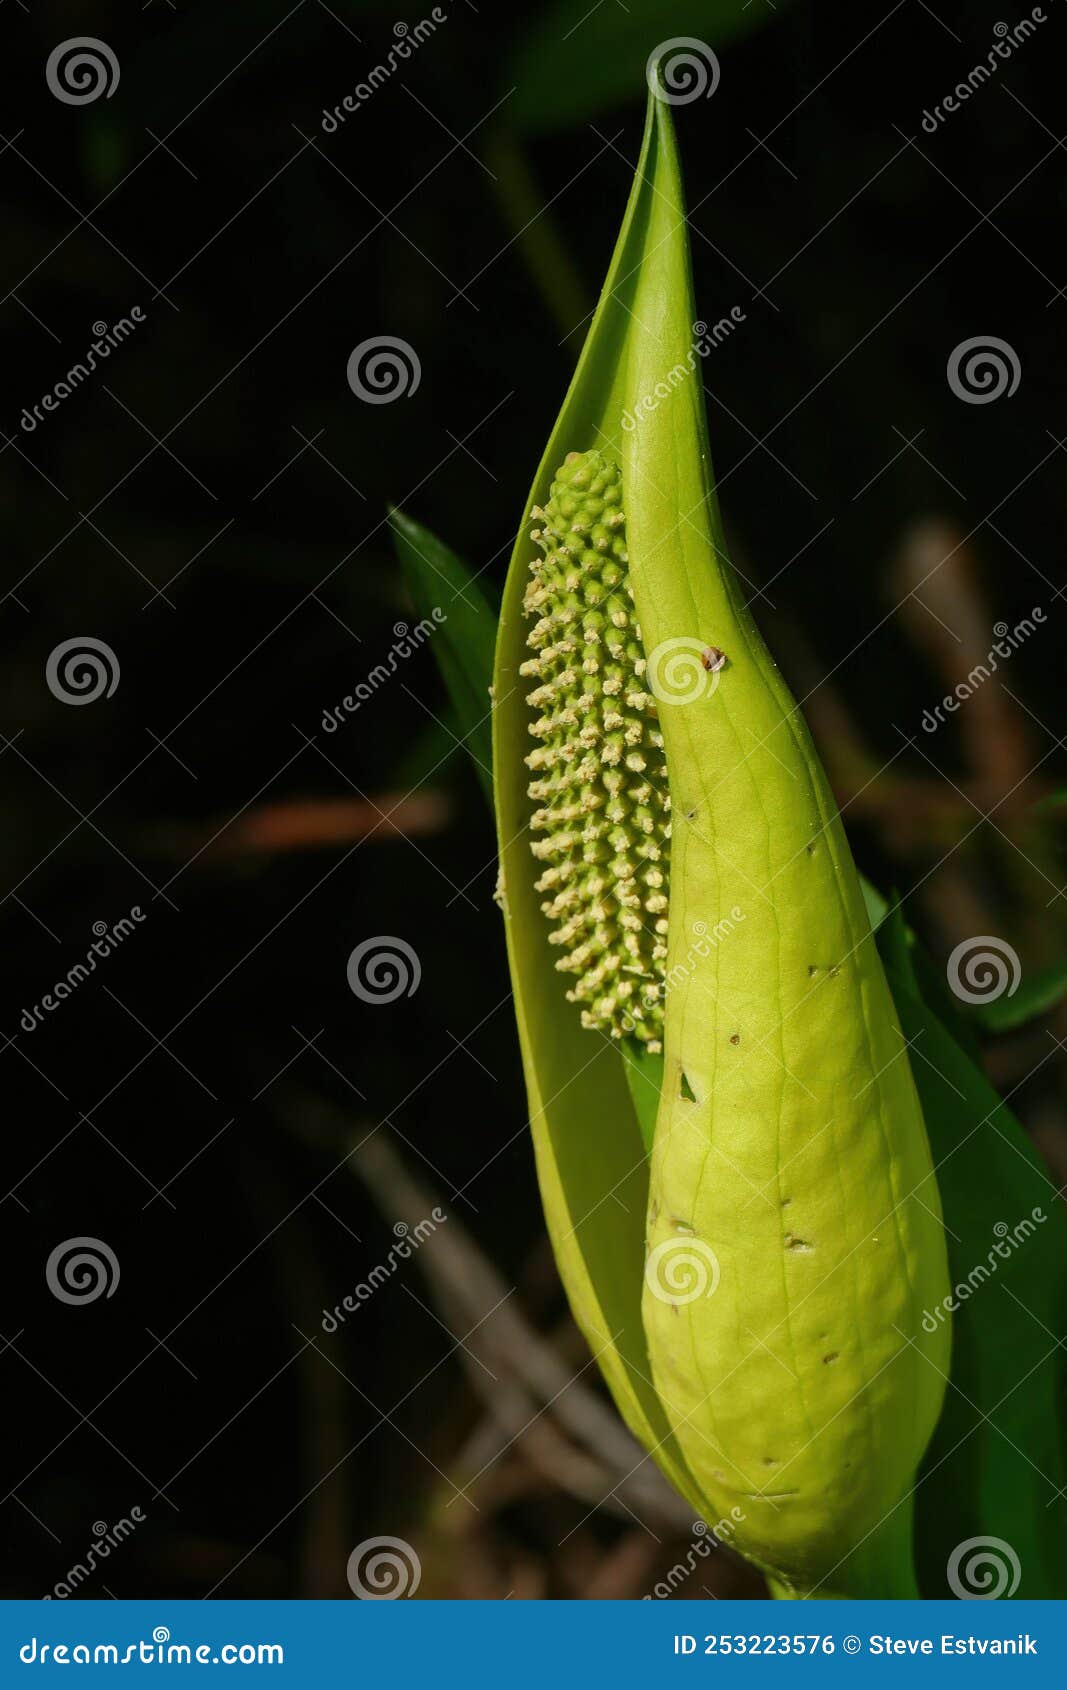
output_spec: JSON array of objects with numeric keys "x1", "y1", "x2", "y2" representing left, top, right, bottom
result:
[
  {"x1": 389, "y1": 506, "x2": 497, "y2": 804},
  {"x1": 505, "y1": 0, "x2": 791, "y2": 133},
  {"x1": 876, "y1": 905, "x2": 1067, "y2": 1598}
]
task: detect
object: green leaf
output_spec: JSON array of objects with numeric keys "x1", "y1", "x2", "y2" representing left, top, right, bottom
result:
[
  {"x1": 507, "y1": 0, "x2": 791, "y2": 134},
  {"x1": 621, "y1": 1038, "x2": 664, "y2": 1155},
  {"x1": 876, "y1": 906, "x2": 1067, "y2": 1598},
  {"x1": 389, "y1": 506, "x2": 498, "y2": 805}
]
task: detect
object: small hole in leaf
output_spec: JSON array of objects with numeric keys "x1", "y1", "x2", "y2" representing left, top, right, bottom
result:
[
  {"x1": 822, "y1": 1352, "x2": 839, "y2": 1365},
  {"x1": 729, "y1": 1033, "x2": 740, "y2": 1046},
  {"x1": 679, "y1": 1071, "x2": 697, "y2": 1102},
  {"x1": 784, "y1": 1234, "x2": 814, "y2": 1253}
]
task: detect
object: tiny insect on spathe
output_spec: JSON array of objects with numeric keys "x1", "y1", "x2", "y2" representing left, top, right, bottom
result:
[{"x1": 702, "y1": 646, "x2": 727, "y2": 672}]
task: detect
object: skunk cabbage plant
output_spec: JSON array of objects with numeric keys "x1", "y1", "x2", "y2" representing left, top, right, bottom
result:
[
  {"x1": 394, "y1": 74, "x2": 1067, "y2": 1606},
  {"x1": 490, "y1": 81, "x2": 951, "y2": 1600}
]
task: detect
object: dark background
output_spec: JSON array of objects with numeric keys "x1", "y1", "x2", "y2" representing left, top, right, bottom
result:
[{"x1": 1, "y1": 0, "x2": 1064, "y2": 1599}]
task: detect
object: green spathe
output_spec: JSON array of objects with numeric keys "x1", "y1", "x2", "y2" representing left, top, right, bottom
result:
[{"x1": 493, "y1": 84, "x2": 950, "y2": 1597}]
